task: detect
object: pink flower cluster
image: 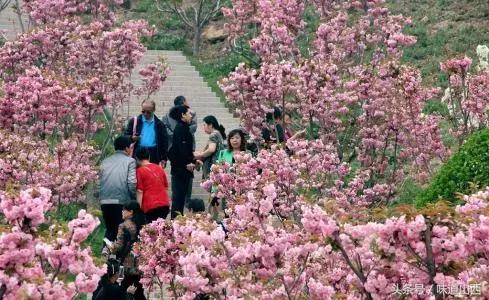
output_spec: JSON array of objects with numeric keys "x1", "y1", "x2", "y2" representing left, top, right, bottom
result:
[
  {"x1": 136, "y1": 182, "x2": 489, "y2": 299},
  {"x1": 0, "y1": 130, "x2": 98, "y2": 202},
  {"x1": 134, "y1": 62, "x2": 170, "y2": 97},
  {"x1": 0, "y1": 187, "x2": 104, "y2": 299},
  {"x1": 0, "y1": 187, "x2": 51, "y2": 227},
  {"x1": 440, "y1": 56, "x2": 489, "y2": 142}
]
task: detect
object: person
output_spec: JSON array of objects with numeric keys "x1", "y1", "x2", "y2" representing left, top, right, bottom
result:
[
  {"x1": 125, "y1": 100, "x2": 168, "y2": 166},
  {"x1": 261, "y1": 107, "x2": 285, "y2": 147},
  {"x1": 210, "y1": 129, "x2": 248, "y2": 219},
  {"x1": 187, "y1": 198, "x2": 206, "y2": 213},
  {"x1": 162, "y1": 96, "x2": 197, "y2": 205},
  {"x1": 109, "y1": 202, "x2": 146, "y2": 300},
  {"x1": 168, "y1": 105, "x2": 199, "y2": 219},
  {"x1": 162, "y1": 95, "x2": 197, "y2": 151},
  {"x1": 93, "y1": 259, "x2": 136, "y2": 300},
  {"x1": 216, "y1": 129, "x2": 247, "y2": 165},
  {"x1": 283, "y1": 112, "x2": 306, "y2": 142},
  {"x1": 193, "y1": 115, "x2": 226, "y2": 180},
  {"x1": 99, "y1": 136, "x2": 136, "y2": 242},
  {"x1": 135, "y1": 148, "x2": 170, "y2": 223}
]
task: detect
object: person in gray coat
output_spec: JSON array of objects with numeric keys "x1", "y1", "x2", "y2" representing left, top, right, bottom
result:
[{"x1": 99, "y1": 136, "x2": 137, "y2": 241}]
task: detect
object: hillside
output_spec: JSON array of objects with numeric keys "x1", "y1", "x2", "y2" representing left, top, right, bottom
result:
[{"x1": 390, "y1": 0, "x2": 489, "y2": 84}]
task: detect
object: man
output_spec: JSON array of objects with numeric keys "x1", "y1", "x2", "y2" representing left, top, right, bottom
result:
[
  {"x1": 99, "y1": 136, "x2": 137, "y2": 241},
  {"x1": 162, "y1": 95, "x2": 197, "y2": 151},
  {"x1": 125, "y1": 100, "x2": 168, "y2": 166},
  {"x1": 162, "y1": 96, "x2": 197, "y2": 205},
  {"x1": 168, "y1": 105, "x2": 200, "y2": 219}
]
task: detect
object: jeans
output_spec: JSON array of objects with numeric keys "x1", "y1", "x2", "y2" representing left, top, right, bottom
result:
[
  {"x1": 171, "y1": 174, "x2": 192, "y2": 219},
  {"x1": 101, "y1": 204, "x2": 123, "y2": 241}
]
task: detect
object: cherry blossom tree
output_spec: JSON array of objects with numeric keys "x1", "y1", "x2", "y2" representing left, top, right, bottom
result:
[
  {"x1": 0, "y1": 187, "x2": 104, "y2": 299},
  {"x1": 0, "y1": 0, "x2": 168, "y2": 296},
  {"x1": 0, "y1": 0, "x2": 169, "y2": 201},
  {"x1": 221, "y1": 0, "x2": 449, "y2": 194}
]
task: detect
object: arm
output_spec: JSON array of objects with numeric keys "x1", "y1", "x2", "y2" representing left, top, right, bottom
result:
[
  {"x1": 110, "y1": 223, "x2": 125, "y2": 254},
  {"x1": 127, "y1": 159, "x2": 136, "y2": 200},
  {"x1": 136, "y1": 190, "x2": 143, "y2": 207},
  {"x1": 195, "y1": 142, "x2": 216, "y2": 159},
  {"x1": 195, "y1": 133, "x2": 220, "y2": 159}
]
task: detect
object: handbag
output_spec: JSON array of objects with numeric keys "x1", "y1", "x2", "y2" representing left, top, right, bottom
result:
[{"x1": 128, "y1": 116, "x2": 138, "y2": 157}]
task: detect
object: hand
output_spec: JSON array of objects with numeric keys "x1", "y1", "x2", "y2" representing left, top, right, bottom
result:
[
  {"x1": 131, "y1": 135, "x2": 140, "y2": 142},
  {"x1": 193, "y1": 151, "x2": 203, "y2": 160},
  {"x1": 160, "y1": 160, "x2": 167, "y2": 168},
  {"x1": 127, "y1": 285, "x2": 137, "y2": 294},
  {"x1": 195, "y1": 160, "x2": 203, "y2": 171},
  {"x1": 186, "y1": 163, "x2": 195, "y2": 172}
]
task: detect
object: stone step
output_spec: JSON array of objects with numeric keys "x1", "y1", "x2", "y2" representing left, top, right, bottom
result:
[
  {"x1": 128, "y1": 97, "x2": 226, "y2": 104},
  {"x1": 150, "y1": 91, "x2": 220, "y2": 98}
]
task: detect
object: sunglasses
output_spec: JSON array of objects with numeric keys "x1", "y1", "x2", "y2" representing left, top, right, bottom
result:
[{"x1": 141, "y1": 110, "x2": 153, "y2": 114}]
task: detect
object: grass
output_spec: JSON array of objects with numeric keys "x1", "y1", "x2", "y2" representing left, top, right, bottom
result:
[{"x1": 390, "y1": 0, "x2": 489, "y2": 86}]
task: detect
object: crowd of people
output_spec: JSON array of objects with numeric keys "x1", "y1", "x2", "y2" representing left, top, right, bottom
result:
[{"x1": 94, "y1": 96, "x2": 300, "y2": 299}]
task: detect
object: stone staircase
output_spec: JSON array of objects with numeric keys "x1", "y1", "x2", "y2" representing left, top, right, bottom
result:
[
  {"x1": 124, "y1": 50, "x2": 241, "y2": 199},
  {"x1": 0, "y1": 1, "x2": 27, "y2": 41}
]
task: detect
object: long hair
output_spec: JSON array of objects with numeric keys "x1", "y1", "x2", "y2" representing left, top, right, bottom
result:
[
  {"x1": 203, "y1": 115, "x2": 226, "y2": 139},
  {"x1": 227, "y1": 129, "x2": 247, "y2": 151},
  {"x1": 123, "y1": 202, "x2": 146, "y2": 234}
]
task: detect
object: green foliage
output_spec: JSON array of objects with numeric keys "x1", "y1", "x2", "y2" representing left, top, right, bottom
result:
[
  {"x1": 131, "y1": 0, "x2": 189, "y2": 51},
  {"x1": 391, "y1": 0, "x2": 489, "y2": 86},
  {"x1": 416, "y1": 128, "x2": 489, "y2": 207},
  {"x1": 391, "y1": 178, "x2": 423, "y2": 206}
]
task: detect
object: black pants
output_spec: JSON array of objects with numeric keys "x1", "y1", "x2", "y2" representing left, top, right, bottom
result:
[
  {"x1": 121, "y1": 273, "x2": 146, "y2": 300},
  {"x1": 171, "y1": 174, "x2": 192, "y2": 219},
  {"x1": 101, "y1": 204, "x2": 123, "y2": 241},
  {"x1": 145, "y1": 206, "x2": 170, "y2": 223}
]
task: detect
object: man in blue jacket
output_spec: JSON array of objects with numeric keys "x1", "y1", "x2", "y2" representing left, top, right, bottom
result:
[{"x1": 125, "y1": 100, "x2": 168, "y2": 166}]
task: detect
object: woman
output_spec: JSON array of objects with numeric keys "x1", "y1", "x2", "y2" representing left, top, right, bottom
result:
[
  {"x1": 109, "y1": 202, "x2": 146, "y2": 300},
  {"x1": 168, "y1": 105, "x2": 197, "y2": 219},
  {"x1": 93, "y1": 259, "x2": 136, "y2": 300},
  {"x1": 208, "y1": 129, "x2": 247, "y2": 220},
  {"x1": 217, "y1": 129, "x2": 247, "y2": 165},
  {"x1": 194, "y1": 115, "x2": 226, "y2": 180},
  {"x1": 136, "y1": 148, "x2": 170, "y2": 223}
]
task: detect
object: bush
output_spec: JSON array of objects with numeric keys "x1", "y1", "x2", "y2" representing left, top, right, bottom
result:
[{"x1": 416, "y1": 128, "x2": 489, "y2": 207}]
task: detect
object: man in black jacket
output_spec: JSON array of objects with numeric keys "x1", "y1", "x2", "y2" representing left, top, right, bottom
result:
[
  {"x1": 168, "y1": 105, "x2": 200, "y2": 219},
  {"x1": 125, "y1": 100, "x2": 168, "y2": 166}
]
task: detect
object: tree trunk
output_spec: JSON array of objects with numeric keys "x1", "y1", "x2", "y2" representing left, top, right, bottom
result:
[{"x1": 193, "y1": 26, "x2": 201, "y2": 56}]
